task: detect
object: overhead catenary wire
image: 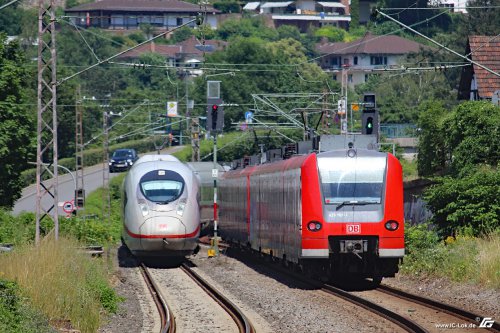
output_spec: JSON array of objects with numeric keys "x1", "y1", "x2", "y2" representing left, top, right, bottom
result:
[
  {"x1": 58, "y1": 17, "x2": 197, "y2": 85},
  {"x1": 376, "y1": 9, "x2": 500, "y2": 78},
  {"x1": 0, "y1": 0, "x2": 20, "y2": 10},
  {"x1": 306, "y1": 8, "x2": 452, "y2": 64}
]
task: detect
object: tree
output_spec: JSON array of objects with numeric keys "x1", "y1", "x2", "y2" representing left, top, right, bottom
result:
[
  {"x1": 170, "y1": 26, "x2": 193, "y2": 43},
  {"x1": 0, "y1": 35, "x2": 34, "y2": 208},
  {"x1": 416, "y1": 100, "x2": 448, "y2": 176},
  {"x1": 442, "y1": 101, "x2": 500, "y2": 177},
  {"x1": 313, "y1": 26, "x2": 346, "y2": 42},
  {"x1": 424, "y1": 168, "x2": 500, "y2": 236}
]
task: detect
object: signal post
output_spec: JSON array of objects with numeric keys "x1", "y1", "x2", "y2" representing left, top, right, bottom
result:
[{"x1": 206, "y1": 81, "x2": 224, "y2": 257}]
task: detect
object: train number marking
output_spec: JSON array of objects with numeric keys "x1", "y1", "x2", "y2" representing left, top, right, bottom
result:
[{"x1": 346, "y1": 224, "x2": 361, "y2": 234}]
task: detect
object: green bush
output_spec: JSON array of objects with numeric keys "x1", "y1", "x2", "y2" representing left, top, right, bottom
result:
[
  {"x1": 401, "y1": 225, "x2": 500, "y2": 288},
  {"x1": 0, "y1": 279, "x2": 53, "y2": 333},
  {"x1": 424, "y1": 167, "x2": 500, "y2": 237}
]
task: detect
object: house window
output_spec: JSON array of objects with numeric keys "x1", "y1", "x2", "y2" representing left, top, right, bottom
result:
[
  {"x1": 125, "y1": 16, "x2": 137, "y2": 28},
  {"x1": 176, "y1": 17, "x2": 183, "y2": 26},
  {"x1": 151, "y1": 16, "x2": 163, "y2": 26},
  {"x1": 348, "y1": 74, "x2": 353, "y2": 83},
  {"x1": 343, "y1": 58, "x2": 349, "y2": 65},
  {"x1": 365, "y1": 74, "x2": 369, "y2": 82},
  {"x1": 354, "y1": 56, "x2": 358, "y2": 65},
  {"x1": 333, "y1": 74, "x2": 337, "y2": 81},
  {"x1": 330, "y1": 56, "x2": 341, "y2": 67},
  {"x1": 370, "y1": 56, "x2": 387, "y2": 65},
  {"x1": 111, "y1": 15, "x2": 124, "y2": 27}
]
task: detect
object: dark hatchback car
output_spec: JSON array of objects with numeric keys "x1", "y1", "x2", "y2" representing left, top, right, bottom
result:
[{"x1": 109, "y1": 149, "x2": 138, "y2": 173}]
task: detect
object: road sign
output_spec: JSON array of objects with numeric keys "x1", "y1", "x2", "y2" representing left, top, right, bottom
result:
[
  {"x1": 62, "y1": 201, "x2": 74, "y2": 214},
  {"x1": 167, "y1": 101, "x2": 178, "y2": 117},
  {"x1": 351, "y1": 103, "x2": 360, "y2": 111},
  {"x1": 245, "y1": 111, "x2": 253, "y2": 123},
  {"x1": 212, "y1": 169, "x2": 218, "y2": 178}
]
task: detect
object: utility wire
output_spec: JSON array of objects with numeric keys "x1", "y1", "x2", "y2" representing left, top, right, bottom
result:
[
  {"x1": 65, "y1": 19, "x2": 101, "y2": 62},
  {"x1": 0, "y1": 0, "x2": 20, "y2": 10},
  {"x1": 306, "y1": 8, "x2": 451, "y2": 64},
  {"x1": 380, "y1": 6, "x2": 500, "y2": 10},
  {"x1": 58, "y1": 18, "x2": 197, "y2": 85},
  {"x1": 376, "y1": 9, "x2": 500, "y2": 77}
]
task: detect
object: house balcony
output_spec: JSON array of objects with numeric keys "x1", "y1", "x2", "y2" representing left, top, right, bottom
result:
[
  {"x1": 271, "y1": 11, "x2": 350, "y2": 22},
  {"x1": 321, "y1": 65, "x2": 397, "y2": 72}
]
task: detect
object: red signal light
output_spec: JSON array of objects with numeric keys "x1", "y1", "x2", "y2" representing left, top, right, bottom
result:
[{"x1": 212, "y1": 104, "x2": 218, "y2": 112}]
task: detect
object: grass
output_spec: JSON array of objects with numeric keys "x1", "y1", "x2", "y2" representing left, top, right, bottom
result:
[
  {"x1": 0, "y1": 279, "x2": 54, "y2": 333},
  {"x1": 401, "y1": 158, "x2": 419, "y2": 181},
  {"x1": 401, "y1": 225, "x2": 500, "y2": 289},
  {"x1": 0, "y1": 236, "x2": 121, "y2": 333},
  {"x1": 0, "y1": 175, "x2": 127, "y2": 332}
]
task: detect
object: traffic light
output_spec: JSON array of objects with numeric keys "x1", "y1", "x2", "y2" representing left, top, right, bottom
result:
[{"x1": 365, "y1": 116, "x2": 374, "y2": 135}]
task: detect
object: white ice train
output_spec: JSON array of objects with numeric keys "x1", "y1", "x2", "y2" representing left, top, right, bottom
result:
[{"x1": 121, "y1": 154, "x2": 201, "y2": 258}]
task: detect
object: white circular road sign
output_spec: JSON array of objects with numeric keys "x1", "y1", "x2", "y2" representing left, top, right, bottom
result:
[{"x1": 62, "y1": 201, "x2": 74, "y2": 214}]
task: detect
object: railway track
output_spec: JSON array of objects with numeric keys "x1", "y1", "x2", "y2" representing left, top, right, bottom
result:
[
  {"x1": 140, "y1": 260, "x2": 255, "y2": 333},
  {"x1": 180, "y1": 262, "x2": 256, "y2": 333},
  {"x1": 139, "y1": 263, "x2": 175, "y2": 333},
  {"x1": 321, "y1": 282, "x2": 427, "y2": 333},
  {"x1": 375, "y1": 285, "x2": 500, "y2": 333},
  {"x1": 222, "y1": 246, "x2": 498, "y2": 333}
]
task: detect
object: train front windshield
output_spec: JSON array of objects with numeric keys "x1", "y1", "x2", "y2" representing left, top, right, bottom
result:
[
  {"x1": 318, "y1": 155, "x2": 386, "y2": 207},
  {"x1": 139, "y1": 170, "x2": 184, "y2": 204}
]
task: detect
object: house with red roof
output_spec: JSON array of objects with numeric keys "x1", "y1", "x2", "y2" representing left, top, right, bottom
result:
[
  {"x1": 316, "y1": 33, "x2": 427, "y2": 86},
  {"x1": 116, "y1": 36, "x2": 227, "y2": 75},
  {"x1": 458, "y1": 36, "x2": 500, "y2": 102},
  {"x1": 65, "y1": 0, "x2": 220, "y2": 31}
]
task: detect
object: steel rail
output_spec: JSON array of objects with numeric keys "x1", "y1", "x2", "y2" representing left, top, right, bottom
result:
[
  {"x1": 322, "y1": 283, "x2": 427, "y2": 333},
  {"x1": 224, "y1": 247, "x2": 427, "y2": 333},
  {"x1": 377, "y1": 285, "x2": 500, "y2": 333},
  {"x1": 180, "y1": 263, "x2": 255, "y2": 333},
  {"x1": 139, "y1": 263, "x2": 175, "y2": 333}
]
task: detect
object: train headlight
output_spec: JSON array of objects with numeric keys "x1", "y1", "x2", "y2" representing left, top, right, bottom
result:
[
  {"x1": 385, "y1": 220, "x2": 399, "y2": 231},
  {"x1": 307, "y1": 221, "x2": 322, "y2": 232},
  {"x1": 176, "y1": 198, "x2": 187, "y2": 216},
  {"x1": 138, "y1": 199, "x2": 149, "y2": 217}
]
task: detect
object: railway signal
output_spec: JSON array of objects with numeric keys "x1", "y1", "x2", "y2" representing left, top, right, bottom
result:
[
  {"x1": 206, "y1": 98, "x2": 224, "y2": 132},
  {"x1": 361, "y1": 93, "x2": 379, "y2": 138},
  {"x1": 211, "y1": 104, "x2": 218, "y2": 130},
  {"x1": 365, "y1": 116, "x2": 374, "y2": 135}
]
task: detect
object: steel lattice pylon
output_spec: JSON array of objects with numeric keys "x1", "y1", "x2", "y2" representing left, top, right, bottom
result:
[{"x1": 36, "y1": 0, "x2": 58, "y2": 244}]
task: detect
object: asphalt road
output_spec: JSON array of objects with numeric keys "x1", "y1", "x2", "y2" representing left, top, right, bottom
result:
[{"x1": 11, "y1": 146, "x2": 185, "y2": 216}]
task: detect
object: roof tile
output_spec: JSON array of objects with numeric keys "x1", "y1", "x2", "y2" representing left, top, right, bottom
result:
[
  {"x1": 316, "y1": 33, "x2": 427, "y2": 55},
  {"x1": 468, "y1": 35, "x2": 500, "y2": 99}
]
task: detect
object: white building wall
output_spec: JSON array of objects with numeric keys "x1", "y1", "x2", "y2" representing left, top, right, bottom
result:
[
  {"x1": 295, "y1": 0, "x2": 316, "y2": 11},
  {"x1": 206, "y1": 15, "x2": 218, "y2": 29}
]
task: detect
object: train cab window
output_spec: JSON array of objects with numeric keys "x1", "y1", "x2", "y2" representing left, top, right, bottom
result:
[
  {"x1": 139, "y1": 170, "x2": 184, "y2": 204},
  {"x1": 318, "y1": 156, "x2": 386, "y2": 207}
]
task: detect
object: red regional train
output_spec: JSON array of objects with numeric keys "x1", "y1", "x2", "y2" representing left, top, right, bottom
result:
[{"x1": 218, "y1": 148, "x2": 404, "y2": 283}]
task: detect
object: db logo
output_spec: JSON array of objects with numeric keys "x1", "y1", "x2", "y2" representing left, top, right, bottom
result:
[{"x1": 346, "y1": 224, "x2": 361, "y2": 234}]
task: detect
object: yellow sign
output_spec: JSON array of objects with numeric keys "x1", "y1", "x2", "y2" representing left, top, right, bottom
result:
[{"x1": 351, "y1": 103, "x2": 360, "y2": 111}]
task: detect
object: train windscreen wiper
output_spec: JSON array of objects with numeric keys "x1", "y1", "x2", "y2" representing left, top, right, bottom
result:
[{"x1": 335, "y1": 200, "x2": 380, "y2": 211}]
